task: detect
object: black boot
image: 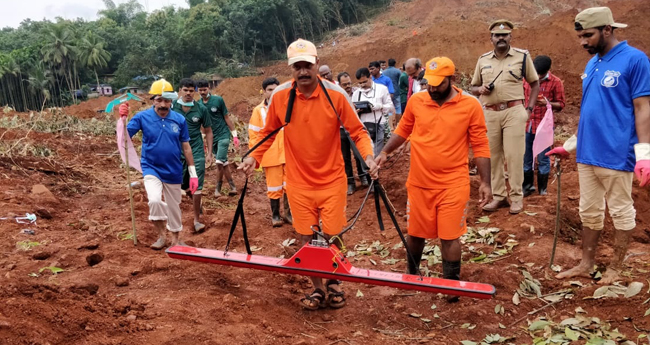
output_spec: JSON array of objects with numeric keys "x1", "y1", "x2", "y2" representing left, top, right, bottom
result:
[
  {"x1": 523, "y1": 170, "x2": 535, "y2": 197},
  {"x1": 442, "y1": 260, "x2": 461, "y2": 303},
  {"x1": 537, "y1": 173, "x2": 549, "y2": 195},
  {"x1": 283, "y1": 193, "x2": 293, "y2": 225},
  {"x1": 270, "y1": 199, "x2": 283, "y2": 227}
]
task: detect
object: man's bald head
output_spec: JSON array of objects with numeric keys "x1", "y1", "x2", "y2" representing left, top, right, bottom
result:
[
  {"x1": 319, "y1": 65, "x2": 333, "y2": 82},
  {"x1": 405, "y1": 58, "x2": 422, "y2": 78}
]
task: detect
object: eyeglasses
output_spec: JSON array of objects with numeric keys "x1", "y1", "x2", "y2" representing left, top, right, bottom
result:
[{"x1": 340, "y1": 82, "x2": 352, "y2": 87}]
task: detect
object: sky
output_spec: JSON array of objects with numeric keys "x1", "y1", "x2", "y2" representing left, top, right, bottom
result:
[{"x1": 0, "y1": 0, "x2": 188, "y2": 29}]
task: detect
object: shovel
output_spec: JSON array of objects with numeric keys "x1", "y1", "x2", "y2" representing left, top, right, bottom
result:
[{"x1": 549, "y1": 157, "x2": 561, "y2": 267}]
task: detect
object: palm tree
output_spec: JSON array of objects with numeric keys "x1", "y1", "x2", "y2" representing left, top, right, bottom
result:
[
  {"x1": 41, "y1": 24, "x2": 78, "y2": 103},
  {"x1": 27, "y1": 63, "x2": 54, "y2": 109},
  {"x1": 78, "y1": 34, "x2": 112, "y2": 93}
]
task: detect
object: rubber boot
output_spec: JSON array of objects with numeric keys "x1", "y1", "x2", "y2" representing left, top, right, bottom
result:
[
  {"x1": 523, "y1": 170, "x2": 535, "y2": 197},
  {"x1": 215, "y1": 181, "x2": 222, "y2": 197},
  {"x1": 442, "y1": 260, "x2": 461, "y2": 303},
  {"x1": 283, "y1": 193, "x2": 293, "y2": 225},
  {"x1": 537, "y1": 173, "x2": 549, "y2": 195},
  {"x1": 228, "y1": 180, "x2": 237, "y2": 196},
  {"x1": 270, "y1": 199, "x2": 283, "y2": 227}
]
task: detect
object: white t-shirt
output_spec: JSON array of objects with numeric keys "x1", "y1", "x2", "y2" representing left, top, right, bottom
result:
[{"x1": 352, "y1": 82, "x2": 392, "y2": 124}]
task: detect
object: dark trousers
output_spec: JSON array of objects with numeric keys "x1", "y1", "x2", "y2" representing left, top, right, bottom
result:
[
  {"x1": 524, "y1": 131, "x2": 551, "y2": 175},
  {"x1": 340, "y1": 128, "x2": 365, "y2": 185}
]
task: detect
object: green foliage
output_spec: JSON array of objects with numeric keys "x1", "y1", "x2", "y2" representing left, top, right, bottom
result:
[{"x1": 0, "y1": 0, "x2": 397, "y2": 112}]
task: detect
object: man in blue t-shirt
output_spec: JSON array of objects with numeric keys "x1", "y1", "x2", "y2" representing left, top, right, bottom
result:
[
  {"x1": 369, "y1": 61, "x2": 395, "y2": 140},
  {"x1": 547, "y1": 7, "x2": 650, "y2": 284},
  {"x1": 126, "y1": 79, "x2": 198, "y2": 250},
  {"x1": 382, "y1": 58, "x2": 403, "y2": 129}
]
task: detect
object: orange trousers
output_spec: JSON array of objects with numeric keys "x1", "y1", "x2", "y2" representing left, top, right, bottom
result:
[{"x1": 264, "y1": 165, "x2": 286, "y2": 200}]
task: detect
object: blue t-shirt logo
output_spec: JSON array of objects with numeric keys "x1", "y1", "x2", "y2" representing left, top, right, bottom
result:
[
  {"x1": 171, "y1": 123, "x2": 180, "y2": 133},
  {"x1": 601, "y1": 70, "x2": 620, "y2": 88}
]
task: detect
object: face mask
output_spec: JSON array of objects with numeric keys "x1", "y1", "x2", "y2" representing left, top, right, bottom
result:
[
  {"x1": 160, "y1": 91, "x2": 178, "y2": 101},
  {"x1": 177, "y1": 99, "x2": 194, "y2": 107}
]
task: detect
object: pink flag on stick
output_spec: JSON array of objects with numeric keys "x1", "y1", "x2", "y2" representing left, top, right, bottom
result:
[
  {"x1": 116, "y1": 118, "x2": 142, "y2": 173},
  {"x1": 532, "y1": 101, "x2": 554, "y2": 169}
]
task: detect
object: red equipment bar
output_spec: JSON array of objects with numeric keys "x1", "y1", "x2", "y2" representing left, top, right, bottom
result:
[{"x1": 167, "y1": 244, "x2": 495, "y2": 299}]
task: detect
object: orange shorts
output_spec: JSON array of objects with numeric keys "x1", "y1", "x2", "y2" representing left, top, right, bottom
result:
[
  {"x1": 285, "y1": 181, "x2": 347, "y2": 236},
  {"x1": 406, "y1": 184, "x2": 470, "y2": 240}
]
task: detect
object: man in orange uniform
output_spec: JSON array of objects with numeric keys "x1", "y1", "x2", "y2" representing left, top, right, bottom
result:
[
  {"x1": 376, "y1": 57, "x2": 492, "y2": 302},
  {"x1": 248, "y1": 77, "x2": 292, "y2": 227},
  {"x1": 240, "y1": 39, "x2": 378, "y2": 310}
]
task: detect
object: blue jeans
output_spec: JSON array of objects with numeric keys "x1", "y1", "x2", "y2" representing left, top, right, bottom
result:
[{"x1": 524, "y1": 131, "x2": 551, "y2": 174}]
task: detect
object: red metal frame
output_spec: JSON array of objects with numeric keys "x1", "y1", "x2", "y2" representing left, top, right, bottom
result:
[{"x1": 167, "y1": 244, "x2": 495, "y2": 299}]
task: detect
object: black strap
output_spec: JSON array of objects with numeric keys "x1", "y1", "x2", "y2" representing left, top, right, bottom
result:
[
  {"x1": 225, "y1": 85, "x2": 297, "y2": 254},
  {"x1": 225, "y1": 179, "x2": 251, "y2": 255},
  {"x1": 522, "y1": 53, "x2": 527, "y2": 80}
]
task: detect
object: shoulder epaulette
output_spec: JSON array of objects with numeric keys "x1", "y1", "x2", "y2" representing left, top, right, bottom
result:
[
  {"x1": 513, "y1": 47, "x2": 529, "y2": 54},
  {"x1": 480, "y1": 51, "x2": 493, "y2": 58}
]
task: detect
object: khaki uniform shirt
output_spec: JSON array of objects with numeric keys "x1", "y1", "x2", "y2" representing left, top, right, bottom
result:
[{"x1": 471, "y1": 47, "x2": 538, "y2": 105}]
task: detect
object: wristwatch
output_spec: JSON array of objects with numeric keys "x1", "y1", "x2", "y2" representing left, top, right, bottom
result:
[{"x1": 526, "y1": 106, "x2": 534, "y2": 111}]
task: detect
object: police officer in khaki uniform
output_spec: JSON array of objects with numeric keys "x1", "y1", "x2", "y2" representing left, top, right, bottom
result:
[{"x1": 471, "y1": 19, "x2": 539, "y2": 214}]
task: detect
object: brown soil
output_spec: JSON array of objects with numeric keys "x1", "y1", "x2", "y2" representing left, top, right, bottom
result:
[{"x1": 2, "y1": 0, "x2": 650, "y2": 344}]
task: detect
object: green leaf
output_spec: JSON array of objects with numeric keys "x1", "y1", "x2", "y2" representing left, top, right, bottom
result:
[
  {"x1": 498, "y1": 323, "x2": 506, "y2": 329},
  {"x1": 494, "y1": 304, "x2": 501, "y2": 314},
  {"x1": 512, "y1": 292, "x2": 521, "y2": 305},
  {"x1": 477, "y1": 216, "x2": 490, "y2": 223},
  {"x1": 38, "y1": 266, "x2": 64, "y2": 274},
  {"x1": 430, "y1": 303, "x2": 437, "y2": 310},
  {"x1": 593, "y1": 286, "x2": 609, "y2": 299},
  {"x1": 565, "y1": 327, "x2": 579, "y2": 341},
  {"x1": 356, "y1": 289, "x2": 364, "y2": 298},
  {"x1": 644, "y1": 308, "x2": 650, "y2": 317},
  {"x1": 381, "y1": 258, "x2": 399, "y2": 265},
  {"x1": 528, "y1": 320, "x2": 550, "y2": 331},
  {"x1": 470, "y1": 253, "x2": 487, "y2": 262},
  {"x1": 409, "y1": 313, "x2": 422, "y2": 318},
  {"x1": 421, "y1": 318, "x2": 432, "y2": 323}
]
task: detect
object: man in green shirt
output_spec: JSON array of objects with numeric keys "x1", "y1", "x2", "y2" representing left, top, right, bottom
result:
[
  {"x1": 173, "y1": 78, "x2": 213, "y2": 232},
  {"x1": 197, "y1": 80, "x2": 239, "y2": 196}
]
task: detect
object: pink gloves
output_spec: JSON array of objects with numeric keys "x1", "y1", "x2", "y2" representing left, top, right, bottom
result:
[
  {"x1": 545, "y1": 147, "x2": 569, "y2": 158},
  {"x1": 635, "y1": 143, "x2": 650, "y2": 187},
  {"x1": 119, "y1": 103, "x2": 129, "y2": 118},
  {"x1": 635, "y1": 160, "x2": 650, "y2": 187},
  {"x1": 189, "y1": 177, "x2": 199, "y2": 194},
  {"x1": 233, "y1": 136, "x2": 240, "y2": 148}
]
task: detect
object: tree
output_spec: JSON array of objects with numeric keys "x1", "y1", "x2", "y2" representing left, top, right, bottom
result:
[
  {"x1": 78, "y1": 33, "x2": 112, "y2": 91},
  {"x1": 27, "y1": 63, "x2": 54, "y2": 108},
  {"x1": 41, "y1": 24, "x2": 78, "y2": 103},
  {"x1": 187, "y1": 0, "x2": 206, "y2": 7}
]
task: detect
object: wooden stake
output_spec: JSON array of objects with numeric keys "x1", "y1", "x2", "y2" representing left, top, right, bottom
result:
[
  {"x1": 122, "y1": 114, "x2": 138, "y2": 245},
  {"x1": 550, "y1": 157, "x2": 561, "y2": 266}
]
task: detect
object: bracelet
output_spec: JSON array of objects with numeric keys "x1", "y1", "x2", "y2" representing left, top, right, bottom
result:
[{"x1": 188, "y1": 165, "x2": 198, "y2": 178}]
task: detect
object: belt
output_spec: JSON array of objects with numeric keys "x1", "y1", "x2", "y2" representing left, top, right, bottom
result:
[{"x1": 484, "y1": 100, "x2": 523, "y2": 111}]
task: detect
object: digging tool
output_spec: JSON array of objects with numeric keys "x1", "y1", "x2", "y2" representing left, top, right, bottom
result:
[{"x1": 549, "y1": 157, "x2": 561, "y2": 267}]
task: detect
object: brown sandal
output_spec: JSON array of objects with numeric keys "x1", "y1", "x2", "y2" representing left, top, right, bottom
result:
[
  {"x1": 326, "y1": 280, "x2": 346, "y2": 309},
  {"x1": 300, "y1": 288, "x2": 327, "y2": 310}
]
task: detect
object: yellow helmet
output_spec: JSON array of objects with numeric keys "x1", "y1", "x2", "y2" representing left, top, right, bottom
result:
[{"x1": 149, "y1": 79, "x2": 177, "y2": 100}]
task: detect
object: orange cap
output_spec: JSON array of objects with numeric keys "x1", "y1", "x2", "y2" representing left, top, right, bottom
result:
[
  {"x1": 423, "y1": 57, "x2": 455, "y2": 87},
  {"x1": 287, "y1": 39, "x2": 318, "y2": 66}
]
